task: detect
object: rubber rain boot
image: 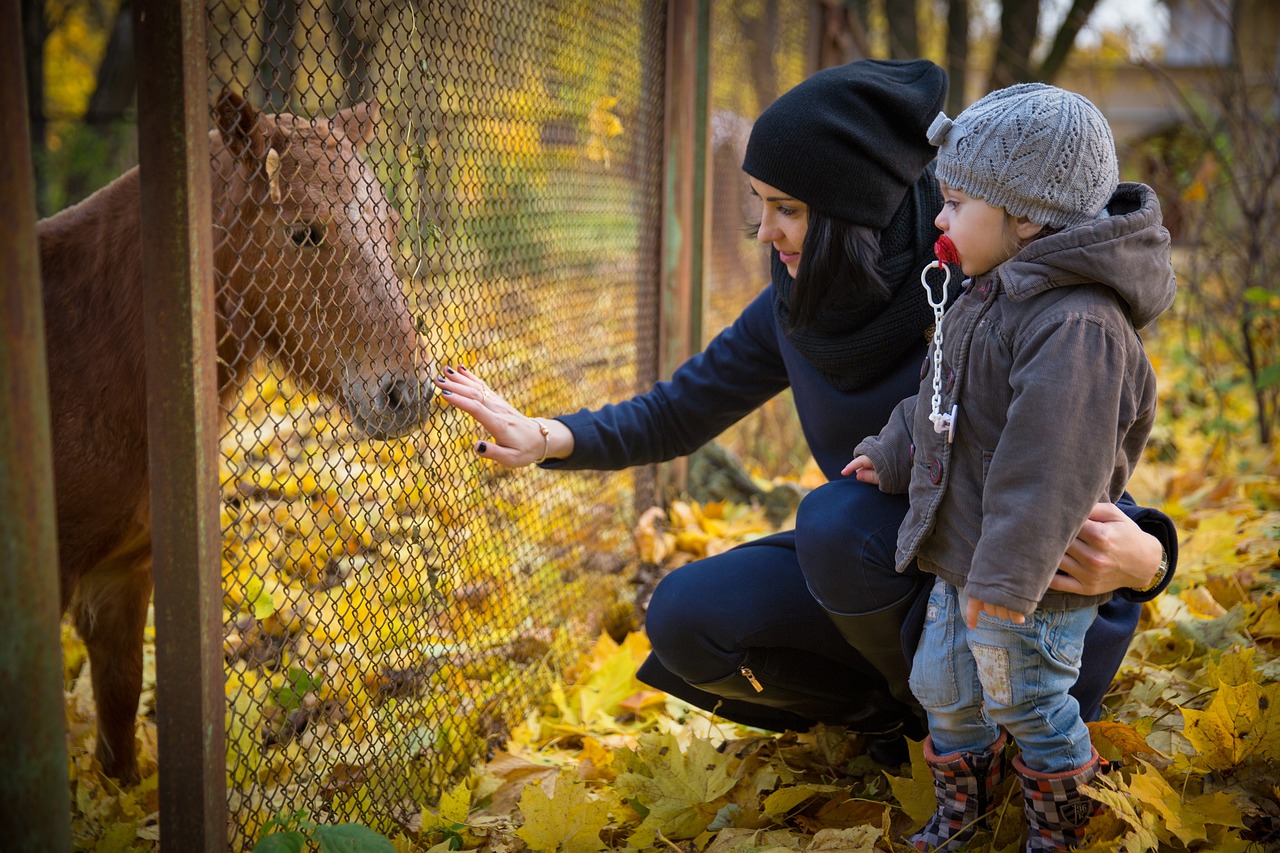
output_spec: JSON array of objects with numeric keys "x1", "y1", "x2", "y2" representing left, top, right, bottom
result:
[{"x1": 908, "y1": 731, "x2": 1008, "y2": 852}]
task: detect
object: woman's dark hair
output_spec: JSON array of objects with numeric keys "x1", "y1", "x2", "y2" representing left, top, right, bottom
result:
[{"x1": 788, "y1": 209, "x2": 888, "y2": 330}]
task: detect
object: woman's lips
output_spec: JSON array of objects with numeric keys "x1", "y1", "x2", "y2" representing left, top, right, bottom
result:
[{"x1": 778, "y1": 249, "x2": 799, "y2": 266}]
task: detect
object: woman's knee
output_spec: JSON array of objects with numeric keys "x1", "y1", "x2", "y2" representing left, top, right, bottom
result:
[{"x1": 795, "y1": 480, "x2": 913, "y2": 612}]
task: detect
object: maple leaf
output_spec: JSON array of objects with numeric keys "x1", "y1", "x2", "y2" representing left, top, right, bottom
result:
[
  {"x1": 515, "y1": 774, "x2": 612, "y2": 853},
  {"x1": 884, "y1": 739, "x2": 934, "y2": 825},
  {"x1": 1123, "y1": 758, "x2": 1246, "y2": 845},
  {"x1": 613, "y1": 731, "x2": 739, "y2": 848},
  {"x1": 1180, "y1": 679, "x2": 1280, "y2": 770}
]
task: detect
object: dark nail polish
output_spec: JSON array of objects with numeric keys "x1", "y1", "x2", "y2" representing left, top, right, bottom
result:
[
  {"x1": 476, "y1": 441, "x2": 487, "y2": 454},
  {"x1": 434, "y1": 375, "x2": 446, "y2": 383},
  {"x1": 441, "y1": 389, "x2": 452, "y2": 395},
  {"x1": 445, "y1": 366, "x2": 455, "y2": 374}
]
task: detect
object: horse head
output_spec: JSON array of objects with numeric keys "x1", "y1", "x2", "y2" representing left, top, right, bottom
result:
[{"x1": 211, "y1": 90, "x2": 432, "y2": 439}]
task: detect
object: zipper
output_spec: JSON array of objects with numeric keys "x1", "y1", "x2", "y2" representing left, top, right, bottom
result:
[{"x1": 739, "y1": 665, "x2": 764, "y2": 693}]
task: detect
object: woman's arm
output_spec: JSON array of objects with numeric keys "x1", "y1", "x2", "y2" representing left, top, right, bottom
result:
[
  {"x1": 434, "y1": 287, "x2": 791, "y2": 470},
  {"x1": 1048, "y1": 499, "x2": 1177, "y2": 602}
]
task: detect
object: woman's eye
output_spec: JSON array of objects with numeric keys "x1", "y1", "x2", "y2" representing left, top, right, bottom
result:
[
  {"x1": 778, "y1": 206, "x2": 796, "y2": 217},
  {"x1": 286, "y1": 222, "x2": 325, "y2": 247}
]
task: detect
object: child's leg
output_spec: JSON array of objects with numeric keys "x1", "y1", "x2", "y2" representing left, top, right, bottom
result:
[
  {"x1": 906, "y1": 579, "x2": 1007, "y2": 852},
  {"x1": 909, "y1": 579, "x2": 999, "y2": 753},
  {"x1": 961, "y1": 598, "x2": 1097, "y2": 773}
]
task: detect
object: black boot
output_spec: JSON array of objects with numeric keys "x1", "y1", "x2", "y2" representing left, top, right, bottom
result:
[
  {"x1": 689, "y1": 647, "x2": 922, "y2": 738},
  {"x1": 822, "y1": 590, "x2": 923, "y2": 715},
  {"x1": 823, "y1": 590, "x2": 928, "y2": 765}
]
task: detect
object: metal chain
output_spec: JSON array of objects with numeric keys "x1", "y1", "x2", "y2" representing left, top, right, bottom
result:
[{"x1": 921, "y1": 260, "x2": 957, "y2": 442}]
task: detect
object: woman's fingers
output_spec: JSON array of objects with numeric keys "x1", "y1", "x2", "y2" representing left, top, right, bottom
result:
[{"x1": 432, "y1": 367, "x2": 544, "y2": 468}]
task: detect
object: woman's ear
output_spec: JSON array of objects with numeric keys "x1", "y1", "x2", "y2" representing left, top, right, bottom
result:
[{"x1": 1012, "y1": 216, "x2": 1045, "y2": 241}]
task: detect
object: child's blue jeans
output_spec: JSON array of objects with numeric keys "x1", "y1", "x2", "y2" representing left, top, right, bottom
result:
[{"x1": 909, "y1": 577, "x2": 1098, "y2": 773}]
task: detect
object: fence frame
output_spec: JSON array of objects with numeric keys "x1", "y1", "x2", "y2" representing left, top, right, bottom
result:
[
  {"x1": 132, "y1": 1, "x2": 229, "y2": 849},
  {"x1": 0, "y1": 0, "x2": 74, "y2": 847},
  {"x1": 8, "y1": 0, "x2": 714, "y2": 847}
]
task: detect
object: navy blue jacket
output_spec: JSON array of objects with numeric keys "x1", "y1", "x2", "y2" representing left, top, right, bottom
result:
[{"x1": 548, "y1": 282, "x2": 1175, "y2": 574}]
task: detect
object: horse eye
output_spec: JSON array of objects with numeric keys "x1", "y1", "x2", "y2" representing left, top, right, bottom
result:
[{"x1": 286, "y1": 222, "x2": 325, "y2": 248}]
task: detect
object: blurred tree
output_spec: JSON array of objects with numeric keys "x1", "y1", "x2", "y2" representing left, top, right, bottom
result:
[
  {"x1": 22, "y1": 0, "x2": 47, "y2": 208},
  {"x1": 815, "y1": 0, "x2": 1104, "y2": 102},
  {"x1": 1142, "y1": 3, "x2": 1280, "y2": 446}
]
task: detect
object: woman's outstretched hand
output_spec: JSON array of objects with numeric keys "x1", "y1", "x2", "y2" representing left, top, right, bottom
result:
[
  {"x1": 1050, "y1": 501, "x2": 1164, "y2": 595},
  {"x1": 432, "y1": 366, "x2": 572, "y2": 467}
]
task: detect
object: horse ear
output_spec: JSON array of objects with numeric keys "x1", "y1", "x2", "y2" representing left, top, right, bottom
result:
[
  {"x1": 214, "y1": 88, "x2": 270, "y2": 165},
  {"x1": 333, "y1": 100, "x2": 380, "y2": 150}
]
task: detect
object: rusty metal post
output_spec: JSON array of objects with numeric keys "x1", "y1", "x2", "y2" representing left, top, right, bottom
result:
[
  {"x1": 0, "y1": 2, "x2": 74, "y2": 849},
  {"x1": 132, "y1": 2, "x2": 227, "y2": 850},
  {"x1": 659, "y1": 0, "x2": 711, "y2": 495}
]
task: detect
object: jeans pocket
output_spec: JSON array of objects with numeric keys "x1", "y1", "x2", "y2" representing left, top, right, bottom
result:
[{"x1": 909, "y1": 581, "x2": 960, "y2": 709}]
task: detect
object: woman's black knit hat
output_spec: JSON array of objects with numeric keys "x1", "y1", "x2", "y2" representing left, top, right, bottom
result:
[{"x1": 743, "y1": 58, "x2": 948, "y2": 230}]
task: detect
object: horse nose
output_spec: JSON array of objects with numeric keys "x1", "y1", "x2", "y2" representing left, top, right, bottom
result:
[{"x1": 378, "y1": 375, "x2": 432, "y2": 416}]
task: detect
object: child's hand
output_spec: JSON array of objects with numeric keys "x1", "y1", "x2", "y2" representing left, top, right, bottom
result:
[
  {"x1": 842, "y1": 455, "x2": 879, "y2": 484},
  {"x1": 964, "y1": 596, "x2": 1028, "y2": 629}
]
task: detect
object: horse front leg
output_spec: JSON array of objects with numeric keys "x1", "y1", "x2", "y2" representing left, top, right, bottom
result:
[{"x1": 73, "y1": 531, "x2": 153, "y2": 786}]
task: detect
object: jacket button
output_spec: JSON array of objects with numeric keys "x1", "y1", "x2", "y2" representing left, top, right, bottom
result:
[
  {"x1": 929, "y1": 458, "x2": 944, "y2": 484},
  {"x1": 945, "y1": 369, "x2": 955, "y2": 393}
]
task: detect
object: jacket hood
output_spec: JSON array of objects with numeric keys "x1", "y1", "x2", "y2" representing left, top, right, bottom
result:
[{"x1": 998, "y1": 182, "x2": 1176, "y2": 329}]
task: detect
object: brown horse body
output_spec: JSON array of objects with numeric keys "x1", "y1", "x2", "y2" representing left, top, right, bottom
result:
[{"x1": 39, "y1": 92, "x2": 431, "y2": 783}]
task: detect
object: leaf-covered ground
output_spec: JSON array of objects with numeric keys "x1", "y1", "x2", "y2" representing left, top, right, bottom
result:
[{"x1": 61, "y1": 330, "x2": 1280, "y2": 850}]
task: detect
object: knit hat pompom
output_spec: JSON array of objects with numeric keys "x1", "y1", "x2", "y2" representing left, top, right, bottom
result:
[
  {"x1": 929, "y1": 83, "x2": 1118, "y2": 229},
  {"x1": 743, "y1": 58, "x2": 947, "y2": 230}
]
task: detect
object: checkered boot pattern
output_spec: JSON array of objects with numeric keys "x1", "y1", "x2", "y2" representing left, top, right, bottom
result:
[
  {"x1": 1013, "y1": 748, "x2": 1101, "y2": 851},
  {"x1": 908, "y1": 731, "x2": 1008, "y2": 852}
]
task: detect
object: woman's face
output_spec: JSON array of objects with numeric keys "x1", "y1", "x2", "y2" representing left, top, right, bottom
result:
[{"x1": 749, "y1": 177, "x2": 809, "y2": 279}]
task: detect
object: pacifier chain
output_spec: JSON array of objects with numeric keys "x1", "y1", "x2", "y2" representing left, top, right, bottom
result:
[{"x1": 922, "y1": 236, "x2": 959, "y2": 442}]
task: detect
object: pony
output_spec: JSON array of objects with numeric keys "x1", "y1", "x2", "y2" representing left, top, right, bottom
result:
[{"x1": 38, "y1": 90, "x2": 432, "y2": 783}]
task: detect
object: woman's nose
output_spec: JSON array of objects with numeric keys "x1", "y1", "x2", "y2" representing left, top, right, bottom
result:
[{"x1": 756, "y1": 215, "x2": 777, "y2": 244}]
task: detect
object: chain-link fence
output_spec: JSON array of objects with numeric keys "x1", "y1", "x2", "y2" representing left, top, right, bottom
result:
[
  {"x1": 704, "y1": 0, "x2": 815, "y2": 481},
  {"x1": 205, "y1": 0, "x2": 664, "y2": 842}
]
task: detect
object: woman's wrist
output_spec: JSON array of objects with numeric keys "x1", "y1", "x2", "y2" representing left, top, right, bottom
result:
[
  {"x1": 531, "y1": 417, "x2": 572, "y2": 464},
  {"x1": 1134, "y1": 545, "x2": 1170, "y2": 594}
]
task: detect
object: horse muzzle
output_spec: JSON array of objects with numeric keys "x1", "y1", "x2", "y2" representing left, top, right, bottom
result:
[{"x1": 346, "y1": 373, "x2": 434, "y2": 439}]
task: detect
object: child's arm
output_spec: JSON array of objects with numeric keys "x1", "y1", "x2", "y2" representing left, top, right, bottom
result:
[
  {"x1": 849, "y1": 394, "x2": 917, "y2": 493},
  {"x1": 841, "y1": 454, "x2": 879, "y2": 484}
]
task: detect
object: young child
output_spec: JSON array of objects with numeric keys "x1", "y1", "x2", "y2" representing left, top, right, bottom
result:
[{"x1": 844, "y1": 83, "x2": 1175, "y2": 851}]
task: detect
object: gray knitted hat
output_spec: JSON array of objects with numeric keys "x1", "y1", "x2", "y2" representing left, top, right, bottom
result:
[{"x1": 927, "y1": 83, "x2": 1118, "y2": 229}]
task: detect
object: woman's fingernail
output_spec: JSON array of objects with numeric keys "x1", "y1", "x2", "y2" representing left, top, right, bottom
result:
[
  {"x1": 434, "y1": 375, "x2": 446, "y2": 383},
  {"x1": 441, "y1": 389, "x2": 452, "y2": 395},
  {"x1": 476, "y1": 441, "x2": 487, "y2": 454},
  {"x1": 445, "y1": 366, "x2": 455, "y2": 374}
]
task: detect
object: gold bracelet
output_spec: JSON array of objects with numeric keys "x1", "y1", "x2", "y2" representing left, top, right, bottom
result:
[
  {"x1": 533, "y1": 418, "x2": 551, "y2": 464},
  {"x1": 1136, "y1": 546, "x2": 1170, "y2": 594}
]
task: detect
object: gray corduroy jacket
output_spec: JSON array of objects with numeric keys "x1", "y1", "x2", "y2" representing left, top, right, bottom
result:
[{"x1": 855, "y1": 182, "x2": 1177, "y2": 615}]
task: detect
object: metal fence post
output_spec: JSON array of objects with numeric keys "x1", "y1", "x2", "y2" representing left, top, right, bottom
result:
[
  {"x1": 0, "y1": 2, "x2": 74, "y2": 848},
  {"x1": 659, "y1": 0, "x2": 711, "y2": 495},
  {"x1": 133, "y1": 1, "x2": 227, "y2": 849}
]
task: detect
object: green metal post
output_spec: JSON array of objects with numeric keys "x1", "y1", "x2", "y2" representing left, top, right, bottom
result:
[{"x1": 0, "y1": 1, "x2": 74, "y2": 849}]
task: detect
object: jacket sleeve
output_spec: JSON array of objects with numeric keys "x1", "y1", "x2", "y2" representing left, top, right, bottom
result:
[
  {"x1": 544, "y1": 288, "x2": 790, "y2": 471},
  {"x1": 966, "y1": 315, "x2": 1141, "y2": 616},
  {"x1": 853, "y1": 394, "x2": 917, "y2": 494},
  {"x1": 1113, "y1": 491, "x2": 1178, "y2": 603}
]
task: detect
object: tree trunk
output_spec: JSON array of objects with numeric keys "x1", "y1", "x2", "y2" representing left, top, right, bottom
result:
[
  {"x1": 989, "y1": 0, "x2": 1039, "y2": 90},
  {"x1": 885, "y1": 0, "x2": 918, "y2": 59},
  {"x1": 814, "y1": 0, "x2": 871, "y2": 68},
  {"x1": 255, "y1": 0, "x2": 297, "y2": 112},
  {"x1": 744, "y1": 0, "x2": 780, "y2": 108},
  {"x1": 1038, "y1": 0, "x2": 1100, "y2": 81},
  {"x1": 945, "y1": 0, "x2": 969, "y2": 114}
]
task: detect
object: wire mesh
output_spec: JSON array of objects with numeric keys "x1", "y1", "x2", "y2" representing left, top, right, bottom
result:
[
  {"x1": 206, "y1": 0, "x2": 664, "y2": 842},
  {"x1": 704, "y1": 0, "x2": 814, "y2": 480}
]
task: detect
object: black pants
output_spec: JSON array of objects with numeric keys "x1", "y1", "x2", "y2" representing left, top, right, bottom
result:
[{"x1": 638, "y1": 478, "x2": 1140, "y2": 733}]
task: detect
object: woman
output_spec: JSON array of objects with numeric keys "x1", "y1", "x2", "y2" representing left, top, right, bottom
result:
[{"x1": 433, "y1": 59, "x2": 1175, "y2": 762}]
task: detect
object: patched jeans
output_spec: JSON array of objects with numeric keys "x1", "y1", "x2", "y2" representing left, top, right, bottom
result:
[{"x1": 909, "y1": 578, "x2": 1097, "y2": 773}]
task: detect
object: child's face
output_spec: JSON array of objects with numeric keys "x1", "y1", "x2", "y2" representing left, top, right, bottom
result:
[{"x1": 934, "y1": 182, "x2": 1041, "y2": 277}]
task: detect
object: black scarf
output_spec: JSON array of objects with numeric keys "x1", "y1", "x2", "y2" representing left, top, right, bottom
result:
[{"x1": 772, "y1": 170, "x2": 959, "y2": 392}]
